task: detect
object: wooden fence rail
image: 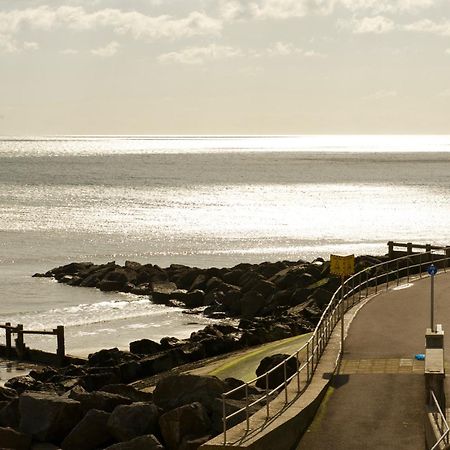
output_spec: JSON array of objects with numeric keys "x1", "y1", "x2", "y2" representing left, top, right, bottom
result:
[{"x1": 0, "y1": 323, "x2": 65, "y2": 364}]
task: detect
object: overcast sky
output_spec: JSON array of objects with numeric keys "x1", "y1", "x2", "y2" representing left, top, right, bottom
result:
[{"x1": 1, "y1": 0, "x2": 450, "y2": 135}]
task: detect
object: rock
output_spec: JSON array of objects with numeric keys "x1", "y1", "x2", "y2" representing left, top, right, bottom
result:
[
  {"x1": 159, "y1": 336, "x2": 182, "y2": 349},
  {"x1": 0, "y1": 398, "x2": 20, "y2": 428},
  {"x1": 151, "y1": 281, "x2": 177, "y2": 295},
  {"x1": 103, "y1": 434, "x2": 164, "y2": 450},
  {"x1": 30, "y1": 444, "x2": 60, "y2": 450},
  {"x1": 178, "y1": 435, "x2": 211, "y2": 450},
  {"x1": 88, "y1": 348, "x2": 138, "y2": 367},
  {"x1": 130, "y1": 284, "x2": 152, "y2": 295},
  {"x1": 247, "y1": 279, "x2": 276, "y2": 298},
  {"x1": 5, "y1": 375, "x2": 41, "y2": 394},
  {"x1": 97, "y1": 280, "x2": 125, "y2": 292},
  {"x1": 138, "y1": 349, "x2": 186, "y2": 378},
  {"x1": 19, "y1": 392, "x2": 82, "y2": 443},
  {"x1": 0, "y1": 426, "x2": 32, "y2": 450},
  {"x1": 153, "y1": 374, "x2": 227, "y2": 412},
  {"x1": 80, "y1": 370, "x2": 121, "y2": 391},
  {"x1": 0, "y1": 385, "x2": 18, "y2": 402},
  {"x1": 222, "y1": 269, "x2": 245, "y2": 286},
  {"x1": 255, "y1": 354, "x2": 297, "y2": 389},
  {"x1": 99, "y1": 384, "x2": 153, "y2": 402},
  {"x1": 182, "y1": 290, "x2": 205, "y2": 308},
  {"x1": 107, "y1": 402, "x2": 160, "y2": 442},
  {"x1": 61, "y1": 409, "x2": 113, "y2": 450},
  {"x1": 310, "y1": 287, "x2": 333, "y2": 308},
  {"x1": 159, "y1": 402, "x2": 211, "y2": 450},
  {"x1": 125, "y1": 260, "x2": 142, "y2": 271},
  {"x1": 240, "y1": 291, "x2": 266, "y2": 318},
  {"x1": 130, "y1": 339, "x2": 162, "y2": 355},
  {"x1": 68, "y1": 389, "x2": 132, "y2": 413},
  {"x1": 189, "y1": 274, "x2": 208, "y2": 291}
]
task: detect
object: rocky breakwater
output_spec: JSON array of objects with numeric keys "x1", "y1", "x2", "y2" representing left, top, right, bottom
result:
[
  {"x1": 34, "y1": 255, "x2": 387, "y2": 325},
  {"x1": 0, "y1": 372, "x2": 266, "y2": 449}
]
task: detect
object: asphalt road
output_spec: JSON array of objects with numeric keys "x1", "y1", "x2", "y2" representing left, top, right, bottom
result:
[{"x1": 297, "y1": 272, "x2": 450, "y2": 450}]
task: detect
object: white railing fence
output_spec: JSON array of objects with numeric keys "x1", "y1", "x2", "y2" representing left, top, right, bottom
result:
[{"x1": 221, "y1": 246, "x2": 450, "y2": 446}]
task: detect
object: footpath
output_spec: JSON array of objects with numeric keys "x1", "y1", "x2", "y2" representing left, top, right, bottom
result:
[{"x1": 297, "y1": 272, "x2": 450, "y2": 449}]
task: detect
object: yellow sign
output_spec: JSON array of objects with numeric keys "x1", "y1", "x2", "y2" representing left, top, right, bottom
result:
[{"x1": 330, "y1": 254, "x2": 355, "y2": 276}]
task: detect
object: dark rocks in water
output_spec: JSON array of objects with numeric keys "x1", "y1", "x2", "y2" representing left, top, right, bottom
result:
[
  {"x1": 255, "y1": 353, "x2": 298, "y2": 389},
  {"x1": 129, "y1": 339, "x2": 162, "y2": 356},
  {"x1": 88, "y1": 348, "x2": 139, "y2": 368},
  {"x1": 107, "y1": 402, "x2": 160, "y2": 442},
  {"x1": 61, "y1": 409, "x2": 113, "y2": 450},
  {"x1": 159, "y1": 402, "x2": 211, "y2": 450}
]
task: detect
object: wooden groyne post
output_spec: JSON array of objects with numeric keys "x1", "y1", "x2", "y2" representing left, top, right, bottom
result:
[{"x1": 0, "y1": 323, "x2": 66, "y2": 366}]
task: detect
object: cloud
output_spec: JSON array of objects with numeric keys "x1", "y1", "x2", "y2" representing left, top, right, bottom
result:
[
  {"x1": 158, "y1": 44, "x2": 242, "y2": 64},
  {"x1": 446, "y1": 49, "x2": 450, "y2": 55},
  {"x1": 404, "y1": 19, "x2": 450, "y2": 36},
  {"x1": 91, "y1": 40, "x2": 119, "y2": 57},
  {"x1": 0, "y1": 6, "x2": 222, "y2": 41},
  {"x1": 219, "y1": 0, "x2": 435, "y2": 22},
  {"x1": 264, "y1": 41, "x2": 326, "y2": 57},
  {"x1": 363, "y1": 90, "x2": 398, "y2": 100},
  {"x1": 340, "y1": 15, "x2": 395, "y2": 33},
  {"x1": 0, "y1": 33, "x2": 39, "y2": 53},
  {"x1": 339, "y1": 0, "x2": 435, "y2": 14}
]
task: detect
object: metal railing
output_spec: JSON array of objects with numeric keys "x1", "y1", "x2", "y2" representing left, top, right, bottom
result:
[
  {"x1": 430, "y1": 390, "x2": 450, "y2": 450},
  {"x1": 221, "y1": 246, "x2": 450, "y2": 446}
]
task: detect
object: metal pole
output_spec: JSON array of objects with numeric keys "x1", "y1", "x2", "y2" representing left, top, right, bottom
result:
[
  {"x1": 431, "y1": 273, "x2": 435, "y2": 332},
  {"x1": 341, "y1": 275, "x2": 344, "y2": 357}
]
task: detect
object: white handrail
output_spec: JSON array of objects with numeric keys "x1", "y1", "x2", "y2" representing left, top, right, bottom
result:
[
  {"x1": 430, "y1": 390, "x2": 449, "y2": 450},
  {"x1": 221, "y1": 245, "x2": 450, "y2": 446}
]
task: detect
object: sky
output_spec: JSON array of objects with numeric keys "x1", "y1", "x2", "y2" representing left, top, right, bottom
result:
[{"x1": 0, "y1": 0, "x2": 450, "y2": 135}]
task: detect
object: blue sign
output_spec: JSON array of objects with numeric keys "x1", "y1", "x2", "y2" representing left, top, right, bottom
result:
[{"x1": 428, "y1": 264, "x2": 438, "y2": 276}]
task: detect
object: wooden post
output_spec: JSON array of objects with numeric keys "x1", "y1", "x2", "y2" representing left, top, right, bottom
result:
[
  {"x1": 407, "y1": 242, "x2": 413, "y2": 255},
  {"x1": 56, "y1": 326, "x2": 65, "y2": 366},
  {"x1": 5, "y1": 322, "x2": 11, "y2": 357},
  {"x1": 426, "y1": 244, "x2": 432, "y2": 262},
  {"x1": 16, "y1": 324, "x2": 24, "y2": 359},
  {"x1": 388, "y1": 241, "x2": 394, "y2": 259}
]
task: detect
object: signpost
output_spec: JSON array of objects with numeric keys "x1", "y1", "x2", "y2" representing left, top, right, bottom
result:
[
  {"x1": 330, "y1": 254, "x2": 355, "y2": 356},
  {"x1": 428, "y1": 264, "x2": 438, "y2": 332}
]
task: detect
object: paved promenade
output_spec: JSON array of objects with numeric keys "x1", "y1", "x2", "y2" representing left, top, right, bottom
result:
[{"x1": 297, "y1": 272, "x2": 450, "y2": 450}]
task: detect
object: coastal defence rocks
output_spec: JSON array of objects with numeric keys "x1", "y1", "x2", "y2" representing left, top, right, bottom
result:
[
  {"x1": 34, "y1": 255, "x2": 386, "y2": 324},
  {"x1": 0, "y1": 374, "x2": 260, "y2": 450}
]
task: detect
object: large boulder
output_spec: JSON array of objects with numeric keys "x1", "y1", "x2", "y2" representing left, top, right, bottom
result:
[
  {"x1": 61, "y1": 409, "x2": 113, "y2": 450},
  {"x1": 99, "y1": 384, "x2": 153, "y2": 403},
  {"x1": 68, "y1": 389, "x2": 132, "y2": 413},
  {"x1": 107, "y1": 402, "x2": 160, "y2": 442},
  {"x1": 0, "y1": 426, "x2": 32, "y2": 450},
  {"x1": 255, "y1": 354, "x2": 298, "y2": 389},
  {"x1": 88, "y1": 348, "x2": 138, "y2": 367},
  {"x1": 240, "y1": 291, "x2": 266, "y2": 318},
  {"x1": 19, "y1": 392, "x2": 82, "y2": 443},
  {"x1": 159, "y1": 402, "x2": 211, "y2": 450},
  {"x1": 129, "y1": 339, "x2": 162, "y2": 356},
  {"x1": 153, "y1": 374, "x2": 227, "y2": 412},
  {"x1": 0, "y1": 398, "x2": 20, "y2": 428},
  {"x1": 103, "y1": 434, "x2": 164, "y2": 450}
]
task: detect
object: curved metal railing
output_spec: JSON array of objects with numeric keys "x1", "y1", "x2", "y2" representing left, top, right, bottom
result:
[{"x1": 221, "y1": 246, "x2": 450, "y2": 446}]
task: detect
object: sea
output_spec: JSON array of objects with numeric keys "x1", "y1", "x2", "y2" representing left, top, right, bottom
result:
[{"x1": 1, "y1": 135, "x2": 450, "y2": 357}]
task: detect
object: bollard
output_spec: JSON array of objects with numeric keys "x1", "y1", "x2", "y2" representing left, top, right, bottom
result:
[
  {"x1": 16, "y1": 324, "x2": 24, "y2": 359},
  {"x1": 5, "y1": 322, "x2": 11, "y2": 357}
]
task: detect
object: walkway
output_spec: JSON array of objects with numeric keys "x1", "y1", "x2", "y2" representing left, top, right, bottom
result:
[{"x1": 297, "y1": 272, "x2": 450, "y2": 450}]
